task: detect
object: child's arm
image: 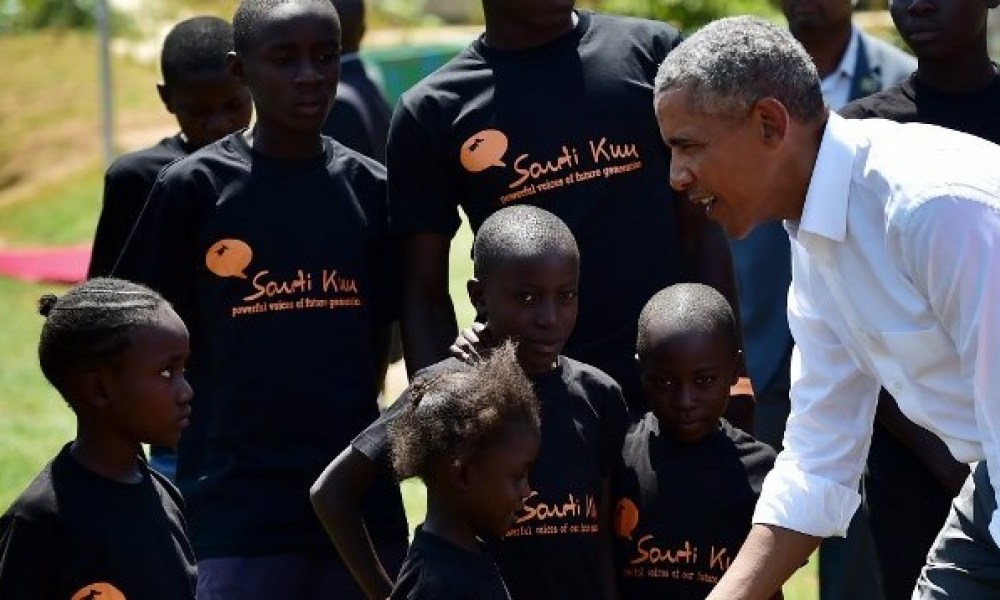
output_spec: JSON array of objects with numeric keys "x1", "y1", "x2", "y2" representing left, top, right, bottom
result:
[
  {"x1": 310, "y1": 447, "x2": 394, "y2": 600},
  {"x1": 599, "y1": 477, "x2": 621, "y2": 600}
]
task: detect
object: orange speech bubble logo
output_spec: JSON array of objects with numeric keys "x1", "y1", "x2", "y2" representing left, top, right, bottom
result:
[
  {"x1": 615, "y1": 497, "x2": 640, "y2": 540},
  {"x1": 460, "y1": 129, "x2": 508, "y2": 173},
  {"x1": 205, "y1": 238, "x2": 253, "y2": 279},
  {"x1": 72, "y1": 582, "x2": 127, "y2": 600}
]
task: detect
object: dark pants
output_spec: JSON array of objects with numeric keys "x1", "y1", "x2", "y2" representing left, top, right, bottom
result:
[
  {"x1": 866, "y1": 420, "x2": 954, "y2": 599},
  {"x1": 754, "y1": 387, "x2": 885, "y2": 600},
  {"x1": 196, "y1": 541, "x2": 408, "y2": 600},
  {"x1": 915, "y1": 462, "x2": 1000, "y2": 598}
]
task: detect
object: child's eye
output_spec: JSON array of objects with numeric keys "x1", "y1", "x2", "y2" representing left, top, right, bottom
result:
[
  {"x1": 317, "y1": 51, "x2": 337, "y2": 64},
  {"x1": 517, "y1": 293, "x2": 536, "y2": 305},
  {"x1": 695, "y1": 375, "x2": 718, "y2": 386},
  {"x1": 558, "y1": 290, "x2": 578, "y2": 303},
  {"x1": 159, "y1": 368, "x2": 173, "y2": 379}
]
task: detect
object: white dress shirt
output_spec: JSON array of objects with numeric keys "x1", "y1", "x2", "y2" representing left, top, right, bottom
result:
[
  {"x1": 753, "y1": 113, "x2": 1000, "y2": 543},
  {"x1": 819, "y1": 26, "x2": 859, "y2": 111}
]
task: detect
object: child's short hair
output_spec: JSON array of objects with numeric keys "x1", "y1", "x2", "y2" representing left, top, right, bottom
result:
[
  {"x1": 636, "y1": 283, "x2": 737, "y2": 358},
  {"x1": 38, "y1": 278, "x2": 170, "y2": 400},
  {"x1": 232, "y1": 0, "x2": 340, "y2": 54},
  {"x1": 161, "y1": 16, "x2": 235, "y2": 87},
  {"x1": 391, "y1": 341, "x2": 540, "y2": 481},
  {"x1": 472, "y1": 205, "x2": 578, "y2": 279}
]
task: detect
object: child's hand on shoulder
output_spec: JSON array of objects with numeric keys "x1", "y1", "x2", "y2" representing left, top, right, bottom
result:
[{"x1": 449, "y1": 321, "x2": 498, "y2": 364}]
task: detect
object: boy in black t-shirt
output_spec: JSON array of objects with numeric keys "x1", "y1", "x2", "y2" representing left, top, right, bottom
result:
[
  {"x1": 89, "y1": 16, "x2": 251, "y2": 279},
  {"x1": 0, "y1": 279, "x2": 196, "y2": 600},
  {"x1": 388, "y1": 341, "x2": 539, "y2": 600},
  {"x1": 839, "y1": 1, "x2": 1000, "y2": 596},
  {"x1": 312, "y1": 205, "x2": 629, "y2": 599},
  {"x1": 613, "y1": 284, "x2": 777, "y2": 600},
  {"x1": 388, "y1": 0, "x2": 749, "y2": 426},
  {"x1": 92, "y1": 15, "x2": 251, "y2": 485},
  {"x1": 116, "y1": 1, "x2": 407, "y2": 598}
]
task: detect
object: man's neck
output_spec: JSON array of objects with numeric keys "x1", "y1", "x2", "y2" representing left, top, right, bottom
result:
[
  {"x1": 796, "y1": 23, "x2": 853, "y2": 79},
  {"x1": 917, "y1": 49, "x2": 996, "y2": 93}
]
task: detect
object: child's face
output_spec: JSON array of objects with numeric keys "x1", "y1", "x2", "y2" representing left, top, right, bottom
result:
[
  {"x1": 469, "y1": 252, "x2": 579, "y2": 374},
  {"x1": 232, "y1": 3, "x2": 340, "y2": 136},
  {"x1": 640, "y1": 328, "x2": 739, "y2": 443},
  {"x1": 159, "y1": 71, "x2": 252, "y2": 150},
  {"x1": 462, "y1": 423, "x2": 539, "y2": 539},
  {"x1": 99, "y1": 305, "x2": 193, "y2": 448}
]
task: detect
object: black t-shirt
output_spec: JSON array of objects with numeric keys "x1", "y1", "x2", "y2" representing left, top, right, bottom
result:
[
  {"x1": 89, "y1": 134, "x2": 190, "y2": 278},
  {"x1": 840, "y1": 72, "x2": 1000, "y2": 144},
  {"x1": 612, "y1": 416, "x2": 775, "y2": 599},
  {"x1": 390, "y1": 526, "x2": 511, "y2": 600},
  {"x1": 0, "y1": 444, "x2": 197, "y2": 599},
  {"x1": 356, "y1": 355, "x2": 629, "y2": 599},
  {"x1": 116, "y1": 131, "x2": 407, "y2": 558},
  {"x1": 387, "y1": 11, "x2": 684, "y2": 409}
]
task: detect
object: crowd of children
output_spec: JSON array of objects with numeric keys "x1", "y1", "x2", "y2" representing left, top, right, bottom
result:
[{"x1": 11, "y1": 0, "x2": 987, "y2": 597}]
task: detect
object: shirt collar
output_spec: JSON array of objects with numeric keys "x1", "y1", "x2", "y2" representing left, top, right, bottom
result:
[
  {"x1": 834, "y1": 26, "x2": 860, "y2": 80},
  {"x1": 790, "y1": 112, "x2": 857, "y2": 242},
  {"x1": 340, "y1": 52, "x2": 360, "y2": 65}
]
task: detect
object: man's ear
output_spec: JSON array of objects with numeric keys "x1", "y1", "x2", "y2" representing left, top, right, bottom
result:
[
  {"x1": 156, "y1": 83, "x2": 173, "y2": 114},
  {"x1": 228, "y1": 51, "x2": 247, "y2": 85},
  {"x1": 467, "y1": 278, "x2": 486, "y2": 315},
  {"x1": 754, "y1": 97, "x2": 789, "y2": 148}
]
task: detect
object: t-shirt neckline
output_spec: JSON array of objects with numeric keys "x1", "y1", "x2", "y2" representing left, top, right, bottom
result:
[{"x1": 473, "y1": 10, "x2": 591, "y2": 60}]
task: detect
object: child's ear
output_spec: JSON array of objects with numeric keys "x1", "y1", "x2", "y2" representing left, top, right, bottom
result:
[
  {"x1": 467, "y1": 278, "x2": 486, "y2": 315},
  {"x1": 156, "y1": 83, "x2": 174, "y2": 114},
  {"x1": 81, "y1": 369, "x2": 113, "y2": 410},
  {"x1": 228, "y1": 51, "x2": 247, "y2": 85},
  {"x1": 452, "y1": 458, "x2": 473, "y2": 493}
]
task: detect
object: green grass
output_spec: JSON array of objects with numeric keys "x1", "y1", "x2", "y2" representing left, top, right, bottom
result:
[{"x1": 0, "y1": 163, "x2": 103, "y2": 245}]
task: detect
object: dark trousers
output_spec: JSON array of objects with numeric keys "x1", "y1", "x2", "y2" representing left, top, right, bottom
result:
[
  {"x1": 865, "y1": 420, "x2": 954, "y2": 599},
  {"x1": 915, "y1": 462, "x2": 1000, "y2": 598}
]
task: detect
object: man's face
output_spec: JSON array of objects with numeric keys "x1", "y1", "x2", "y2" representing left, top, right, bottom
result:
[
  {"x1": 655, "y1": 88, "x2": 773, "y2": 239},
  {"x1": 890, "y1": 0, "x2": 996, "y2": 60},
  {"x1": 781, "y1": 0, "x2": 854, "y2": 36}
]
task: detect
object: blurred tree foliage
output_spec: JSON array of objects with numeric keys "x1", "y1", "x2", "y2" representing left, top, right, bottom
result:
[
  {"x1": 0, "y1": 0, "x2": 131, "y2": 33},
  {"x1": 581, "y1": 0, "x2": 779, "y2": 31}
]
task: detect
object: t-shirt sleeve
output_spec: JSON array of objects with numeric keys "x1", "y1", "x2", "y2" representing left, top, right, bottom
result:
[
  {"x1": 114, "y1": 164, "x2": 201, "y2": 323},
  {"x1": 352, "y1": 389, "x2": 409, "y2": 474},
  {"x1": 386, "y1": 102, "x2": 462, "y2": 238},
  {"x1": 0, "y1": 513, "x2": 56, "y2": 598},
  {"x1": 599, "y1": 380, "x2": 630, "y2": 477},
  {"x1": 89, "y1": 165, "x2": 147, "y2": 278}
]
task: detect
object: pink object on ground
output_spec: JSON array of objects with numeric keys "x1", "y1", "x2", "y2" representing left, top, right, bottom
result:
[{"x1": 0, "y1": 245, "x2": 91, "y2": 284}]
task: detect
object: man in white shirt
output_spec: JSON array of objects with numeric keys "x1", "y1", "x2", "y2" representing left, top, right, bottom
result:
[
  {"x1": 782, "y1": 0, "x2": 914, "y2": 112},
  {"x1": 654, "y1": 15, "x2": 1000, "y2": 600}
]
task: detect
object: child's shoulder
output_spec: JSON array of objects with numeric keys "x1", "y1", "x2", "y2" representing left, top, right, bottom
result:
[
  {"x1": 719, "y1": 419, "x2": 777, "y2": 459},
  {"x1": 323, "y1": 135, "x2": 386, "y2": 180},
  {"x1": 558, "y1": 355, "x2": 622, "y2": 394},
  {"x1": 106, "y1": 135, "x2": 188, "y2": 183},
  {"x1": 2, "y1": 449, "x2": 68, "y2": 525}
]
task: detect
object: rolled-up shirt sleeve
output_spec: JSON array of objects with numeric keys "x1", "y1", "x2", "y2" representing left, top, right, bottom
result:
[
  {"x1": 901, "y1": 193, "x2": 1000, "y2": 544},
  {"x1": 753, "y1": 245, "x2": 880, "y2": 538}
]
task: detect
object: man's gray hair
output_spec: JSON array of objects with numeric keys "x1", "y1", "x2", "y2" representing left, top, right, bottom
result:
[{"x1": 654, "y1": 16, "x2": 824, "y2": 122}]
